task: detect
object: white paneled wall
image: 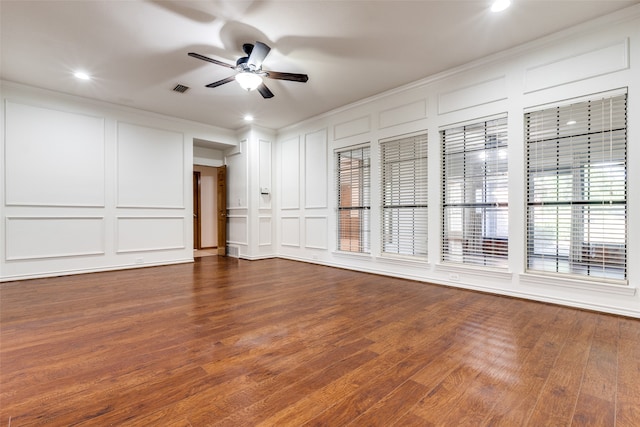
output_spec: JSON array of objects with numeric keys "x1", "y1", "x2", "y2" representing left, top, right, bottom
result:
[
  {"x1": 5, "y1": 216, "x2": 105, "y2": 260},
  {"x1": 259, "y1": 139, "x2": 272, "y2": 210},
  {"x1": 226, "y1": 140, "x2": 248, "y2": 209},
  {"x1": 334, "y1": 116, "x2": 371, "y2": 140},
  {"x1": 116, "y1": 123, "x2": 184, "y2": 208},
  {"x1": 224, "y1": 127, "x2": 276, "y2": 259},
  {"x1": 437, "y1": 76, "x2": 507, "y2": 114},
  {"x1": 523, "y1": 39, "x2": 629, "y2": 93},
  {"x1": 255, "y1": 132, "x2": 275, "y2": 257},
  {"x1": 305, "y1": 216, "x2": 328, "y2": 250},
  {"x1": 116, "y1": 216, "x2": 185, "y2": 253},
  {"x1": 281, "y1": 217, "x2": 301, "y2": 248},
  {"x1": 5, "y1": 101, "x2": 105, "y2": 206},
  {"x1": 1, "y1": 82, "x2": 236, "y2": 280},
  {"x1": 379, "y1": 99, "x2": 427, "y2": 129},
  {"x1": 304, "y1": 129, "x2": 327, "y2": 209},
  {"x1": 275, "y1": 7, "x2": 640, "y2": 317},
  {"x1": 279, "y1": 136, "x2": 300, "y2": 210}
]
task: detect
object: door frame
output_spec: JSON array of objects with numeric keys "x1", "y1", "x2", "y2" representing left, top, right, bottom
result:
[
  {"x1": 217, "y1": 165, "x2": 227, "y2": 255},
  {"x1": 193, "y1": 171, "x2": 202, "y2": 250}
]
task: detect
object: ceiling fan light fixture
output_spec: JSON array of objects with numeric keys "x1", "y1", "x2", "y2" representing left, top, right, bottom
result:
[
  {"x1": 235, "y1": 72, "x2": 262, "y2": 91},
  {"x1": 190, "y1": 41, "x2": 308, "y2": 99}
]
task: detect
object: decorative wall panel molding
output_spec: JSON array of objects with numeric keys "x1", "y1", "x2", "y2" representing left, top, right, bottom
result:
[
  {"x1": 116, "y1": 216, "x2": 184, "y2": 253},
  {"x1": 280, "y1": 136, "x2": 300, "y2": 209},
  {"x1": 281, "y1": 217, "x2": 300, "y2": 247},
  {"x1": 334, "y1": 115, "x2": 371, "y2": 140},
  {"x1": 117, "y1": 122, "x2": 184, "y2": 208},
  {"x1": 524, "y1": 39, "x2": 629, "y2": 93},
  {"x1": 379, "y1": 99, "x2": 427, "y2": 129},
  {"x1": 5, "y1": 101, "x2": 105, "y2": 207},
  {"x1": 227, "y1": 215, "x2": 248, "y2": 246},
  {"x1": 259, "y1": 216, "x2": 272, "y2": 247},
  {"x1": 305, "y1": 216, "x2": 328, "y2": 250},
  {"x1": 438, "y1": 76, "x2": 507, "y2": 114},
  {"x1": 226, "y1": 139, "x2": 248, "y2": 209},
  {"x1": 259, "y1": 139, "x2": 272, "y2": 210},
  {"x1": 5, "y1": 216, "x2": 105, "y2": 260},
  {"x1": 305, "y1": 129, "x2": 328, "y2": 209}
]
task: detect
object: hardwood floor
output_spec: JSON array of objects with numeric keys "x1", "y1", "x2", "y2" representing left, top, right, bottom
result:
[{"x1": 1, "y1": 257, "x2": 639, "y2": 426}]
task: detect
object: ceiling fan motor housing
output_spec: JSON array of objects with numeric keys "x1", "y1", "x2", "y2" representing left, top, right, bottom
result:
[
  {"x1": 236, "y1": 56, "x2": 262, "y2": 73},
  {"x1": 189, "y1": 41, "x2": 308, "y2": 99}
]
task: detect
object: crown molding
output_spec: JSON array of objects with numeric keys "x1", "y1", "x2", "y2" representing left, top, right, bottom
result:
[{"x1": 278, "y1": 3, "x2": 640, "y2": 135}]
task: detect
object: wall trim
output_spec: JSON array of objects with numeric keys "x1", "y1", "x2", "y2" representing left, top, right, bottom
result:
[
  {"x1": 519, "y1": 273, "x2": 635, "y2": 296},
  {"x1": 276, "y1": 255, "x2": 640, "y2": 319},
  {"x1": 1, "y1": 80, "x2": 237, "y2": 142},
  {"x1": 5, "y1": 216, "x2": 106, "y2": 261},
  {"x1": 277, "y1": 4, "x2": 640, "y2": 135},
  {"x1": 0, "y1": 259, "x2": 193, "y2": 283},
  {"x1": 435, "y1": 263, "x2": 513, "y2": 281},
  {"x1": 115, "y1": 215, "x2": 185, "y2": 253}
]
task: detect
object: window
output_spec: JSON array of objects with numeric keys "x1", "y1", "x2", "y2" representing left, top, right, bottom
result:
[
  {"x1": 526, "y1": 92, "x2": 627, "y2": 281},
  {"x1": 442, "y1": 116, "x2": 508, "y2": 267},
  {"x1": 380, "y1": 132, "x2": 428, "y2": 257},
  {"x1": 336, "y1": 145, "x2": 370, "y2": 253}
]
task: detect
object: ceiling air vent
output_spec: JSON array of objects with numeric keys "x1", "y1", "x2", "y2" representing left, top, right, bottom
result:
[{"x1": 172, "y1": 84, "x2": 190, "y2": 93}]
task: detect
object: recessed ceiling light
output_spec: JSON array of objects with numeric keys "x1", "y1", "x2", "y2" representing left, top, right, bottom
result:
[
  {"x1": 74, "y1": 71, "x2": 91, "y2": 80},
  {"x1": 491, "y1": 0, "x2": 511, "y2": 12},
  {"x1": 566, "y1": 120, "x2": 577, "y2": 125},
  {"x1": 244, "y1": 114, "x2": 254, "y2": 122}
]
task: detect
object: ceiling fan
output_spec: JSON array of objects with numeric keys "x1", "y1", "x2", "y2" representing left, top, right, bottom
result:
[{"x1": 188, "y1": 41, "x2": 309, "y2": 99}]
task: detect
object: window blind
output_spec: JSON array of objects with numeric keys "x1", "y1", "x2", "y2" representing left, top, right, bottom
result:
[
  {"x1": 525, "y1": 92, "x2": 627, "y2": 281},
  {"x1": 380, "y1": 132, "x2": 428, "y2": 257},
  {"x1": 336, "y1": 145, "x2": 371, "y2": 253},
  {"x1": 442, "y1": 116, "x2": 508, "y2": 267}
]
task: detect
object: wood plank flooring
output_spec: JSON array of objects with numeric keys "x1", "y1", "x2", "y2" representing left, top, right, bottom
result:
[{"x1": 1, "y1": 257, "x2": 639, "y2": 426}]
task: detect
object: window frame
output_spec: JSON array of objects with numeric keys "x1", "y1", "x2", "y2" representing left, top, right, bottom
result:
[
  {"x1": 379, "y1": 131, "x2": 428, "y2": 258},
  {"x1": 525, "y1": 90, "x2": 627, "y2": 282},
  {"x1": 441, "y1": 115, "x2": 509, "y2": 268},
  {"x1": 335, "y1": 144, "x2": 371, "y2": 254}
]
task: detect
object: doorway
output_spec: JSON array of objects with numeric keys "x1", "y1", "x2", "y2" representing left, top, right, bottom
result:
[
  {"x1": 193, "y1": 171, "x2": 202, "y2": 249},
  {"x1": 193, "y1": 165, "x2": 227, "y2": 255}
]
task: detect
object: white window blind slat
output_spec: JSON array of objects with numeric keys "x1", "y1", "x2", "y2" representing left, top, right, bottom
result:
[
  {"x1": 525, "y1": 92, "x2": 627, "y2": 281},
  {"x1": 442, "y1": 116, "x2": 509, "y2": 267},
  {"x1": 337, "y1": 146, "x2": 371, "y2": 253},
  {"x1": 380, "y1": 132, "x2": 428, "y2": 257}
]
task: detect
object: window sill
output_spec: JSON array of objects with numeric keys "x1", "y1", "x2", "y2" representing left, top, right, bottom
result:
[
  {"x1": 376, "y1": 254, "x2": 429, "y2": 268},
  {"x1": 435, "y1": 263, "x2": 513, "y2": 281},
  {"x1": 332, "y1": 250, "x2": 372, "y2": 260},
  {"x1": 519, "y1": 273, "x2": 636, "y2": 296}
]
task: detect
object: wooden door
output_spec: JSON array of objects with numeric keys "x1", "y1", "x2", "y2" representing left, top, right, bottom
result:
[
  {"x1": 216, "y1": 165, "x2": 227, "y2": 255},
  {"x1": 193, "y1": 171, "x2": 201, "y2": 250}
]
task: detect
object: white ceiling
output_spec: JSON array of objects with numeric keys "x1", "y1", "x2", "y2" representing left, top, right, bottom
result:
[{"x1": 2, "y1": 0, "x2": 638, "y2": 131}]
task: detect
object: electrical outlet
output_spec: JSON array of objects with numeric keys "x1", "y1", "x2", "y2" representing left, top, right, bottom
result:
[
  {"x1": 449, "y1": 273, "x2": 460, "y2": 281},
  {"x1": 135, "y1": 257, "x2": 144, "y2": 264}
]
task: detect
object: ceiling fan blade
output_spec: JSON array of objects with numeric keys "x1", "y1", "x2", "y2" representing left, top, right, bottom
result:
[
  {"x1": 247, "y1": 41, "x2": 271, "y2": 70},
  {"x1": 265, "y1": 71, "x2": 309, "y2": 83},
  {"x1": 188, "y1": 52, "x2": 235, "y2": 69},
  {"x1": 257, "y1": 83, "x2": 274, "y2": 99},
  {"x1": 205, "y1": 75, "x2": 236, "y2": 88}
]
